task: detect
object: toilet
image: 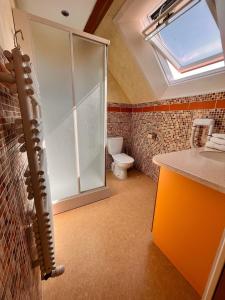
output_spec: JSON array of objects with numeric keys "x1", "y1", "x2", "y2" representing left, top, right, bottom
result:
[{"x1": 107, "y1": 137, "x2": 134, "y2": 180}]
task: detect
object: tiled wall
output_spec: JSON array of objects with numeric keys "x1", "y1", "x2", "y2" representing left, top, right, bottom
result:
[
  {"x1": 107, "y1": 92, "x2": 225, "y2": 181},
  {"x1": 0, "y1": 61, "x2": 41, "y2": 298}
]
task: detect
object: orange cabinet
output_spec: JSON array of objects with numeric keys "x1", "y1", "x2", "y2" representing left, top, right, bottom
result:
[{"x1": 152, "y1": 167, "x2": 225, "y2": 296}]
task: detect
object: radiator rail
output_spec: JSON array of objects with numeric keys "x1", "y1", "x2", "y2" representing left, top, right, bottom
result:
[{"x1": 2, "y1": 47, "x2": 64, "y2": 280}]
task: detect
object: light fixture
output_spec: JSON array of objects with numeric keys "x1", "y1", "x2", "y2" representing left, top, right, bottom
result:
[{"x1": 61, "y1": 10, "x2": 69, "y2": 17}]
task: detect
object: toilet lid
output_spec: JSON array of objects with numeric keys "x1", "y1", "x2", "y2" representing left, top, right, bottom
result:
[{"x1": 112, "y1": 153, "x2": 134, "y2": 164}]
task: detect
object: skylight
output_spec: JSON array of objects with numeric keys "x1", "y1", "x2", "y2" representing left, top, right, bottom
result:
[
  {"x1": 145, "y1": 0, "x2": 225, "y2": 83},
  {"x1": 167, "y1": 60, "x2": 225, "y2": 80}
]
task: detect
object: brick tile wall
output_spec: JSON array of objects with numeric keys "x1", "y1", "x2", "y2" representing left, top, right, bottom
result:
[
  {"x1": 0, "y1": 54, "x2": 41, "y2": 299},
  {"x1": 107, "y1": 93, "x2": 225, "y2": 181}
]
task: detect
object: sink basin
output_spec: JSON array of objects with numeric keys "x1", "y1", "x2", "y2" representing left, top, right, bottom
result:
[{"x1": 199, "y1": 150, "x2": 225, "y2": 163}]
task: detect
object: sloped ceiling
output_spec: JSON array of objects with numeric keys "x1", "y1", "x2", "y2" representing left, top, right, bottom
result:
[
  {"x1": 108, "y1": 70, "x2": 129, "y2": 103},
  {"x1": 97, "y1": 0, "x2": 225, "y2": 103},
  {"x1": 95, "y1": 0, "x2": 156, "y2": 104}
]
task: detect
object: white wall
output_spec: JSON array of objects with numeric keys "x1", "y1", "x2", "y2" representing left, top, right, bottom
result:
[{"x1": 0, "y1": 0, "x2": 15, "y2": 50}]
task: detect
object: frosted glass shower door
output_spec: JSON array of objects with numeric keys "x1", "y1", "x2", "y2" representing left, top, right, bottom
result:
[
  {"x1": 73, "y1": 36, "x2": 106, "y2": 192},
  {"x1": 30, "y1": 21, "x2": 78, "y2": 202}
]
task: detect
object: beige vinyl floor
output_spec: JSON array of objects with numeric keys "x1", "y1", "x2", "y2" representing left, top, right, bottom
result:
[{"x1": 43, "y1": 170, "x2": 200, "y2": 300}]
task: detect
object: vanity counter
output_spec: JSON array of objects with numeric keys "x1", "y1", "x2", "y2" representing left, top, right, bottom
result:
[
  {"x1": 152, "y1": 148, "x2": 225, "y2": 296},
  {"x1": 153, "y1": 148, "x2": 225, "y2": 194}
]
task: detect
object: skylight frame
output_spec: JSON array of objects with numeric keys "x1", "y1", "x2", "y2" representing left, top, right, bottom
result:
[
  {"x1": 146, "y1": 0, "x2": 225, "y2": 84},
  {"x1": 154, "y1": 47, "x2": 225, "y2": 85},
  {"x1": 151, "y1": 34, "x2": 224, "y2": 73}
]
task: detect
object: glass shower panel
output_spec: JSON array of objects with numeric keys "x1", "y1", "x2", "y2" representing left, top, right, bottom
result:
[
  {"x1": 73, "y1": 35, "x2": 106, "y2": 192},
  {"x1": 30, "y1": 21, "x2": 78, "y2": 202}
]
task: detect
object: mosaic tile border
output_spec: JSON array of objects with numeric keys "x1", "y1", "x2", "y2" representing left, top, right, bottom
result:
[{"x1": 108, "y1": 99, "x2": 225, "y2": 113}]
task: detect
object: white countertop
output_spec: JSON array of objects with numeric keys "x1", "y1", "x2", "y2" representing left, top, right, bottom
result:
[{"x1": 153, "y1": 148, "x2": 225, "y2": 194}]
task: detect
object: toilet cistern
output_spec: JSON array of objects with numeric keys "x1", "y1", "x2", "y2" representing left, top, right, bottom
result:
[{"x1": 107, "y1": 137, "x2": 134, "y2": 180}]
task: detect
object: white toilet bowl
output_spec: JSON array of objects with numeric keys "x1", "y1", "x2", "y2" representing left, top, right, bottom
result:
[
  {"x1": 112, "y1": 153, "x2": 134, "y2": 179},
  {"x1": 107, "y1": 137, "x2": 134, "y2": 180}
]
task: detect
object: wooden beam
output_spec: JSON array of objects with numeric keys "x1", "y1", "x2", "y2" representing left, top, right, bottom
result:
[{"x1": 84, "y1": 0, "x2": 113, "y2": 33}]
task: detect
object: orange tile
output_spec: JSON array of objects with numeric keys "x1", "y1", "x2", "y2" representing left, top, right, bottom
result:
[
  {"x1": 169, "y1": 103, "x2": 189, "y2": 111},
  {"x1": 189, "y1": 101, "x2": 216, "y2": 110},
  {"x1": 142, "y1": 106, "x2": 154, "y2": 112},
  {"x1": 216, "y1": 100, "x2": 225, "y2": 109},
  {"x1": 120, "y1": 107, "x2": 132, "y2": 112},
  {"x1": 107, "y1": 107, "x2": 120, "y2": 112},
  {"x1": 132, "y1": 107, "x2": 143, "y2": 112},
  {"x1": 154, "y1": 105, "x2": 170, "y2": 111}
]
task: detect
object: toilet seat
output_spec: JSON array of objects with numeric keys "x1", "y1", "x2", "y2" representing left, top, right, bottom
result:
[{"x1": 112, "y1": 153, "x2": 134, "y2": 164}]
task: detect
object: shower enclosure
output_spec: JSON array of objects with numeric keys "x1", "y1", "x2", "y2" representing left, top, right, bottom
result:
[{"x1": 13, "y1": 9, "x2": 110, "y2": 213}]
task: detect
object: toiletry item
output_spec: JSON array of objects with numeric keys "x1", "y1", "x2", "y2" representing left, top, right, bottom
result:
[
  {"x1": 212, "y1": 133, "x2": 225, "y2": 139},
  {"x1": 210, "y1": 137, "x2": 225, "y2": 146},
  {"x1": 205, "y1": 141, "x2": 225, "y2": 152}
]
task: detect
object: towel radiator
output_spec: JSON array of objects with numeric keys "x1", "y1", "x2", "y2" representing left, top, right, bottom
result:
[{"x1": 1, "y1": 47, "x2": 64, "y2": 280}]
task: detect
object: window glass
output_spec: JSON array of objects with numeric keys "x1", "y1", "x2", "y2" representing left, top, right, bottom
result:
[{"x1": 154, "y1": 0, "x2": 223, "y2": 69}]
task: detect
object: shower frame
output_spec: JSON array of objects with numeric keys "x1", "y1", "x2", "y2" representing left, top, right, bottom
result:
[{"x1": 13, "y1": 9, "x2": 111, "y2": 214}]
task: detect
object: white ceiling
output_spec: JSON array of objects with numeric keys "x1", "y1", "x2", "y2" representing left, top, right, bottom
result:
[{"x1": 15, "y1": 0, "x2": 97, "y2": 30}]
